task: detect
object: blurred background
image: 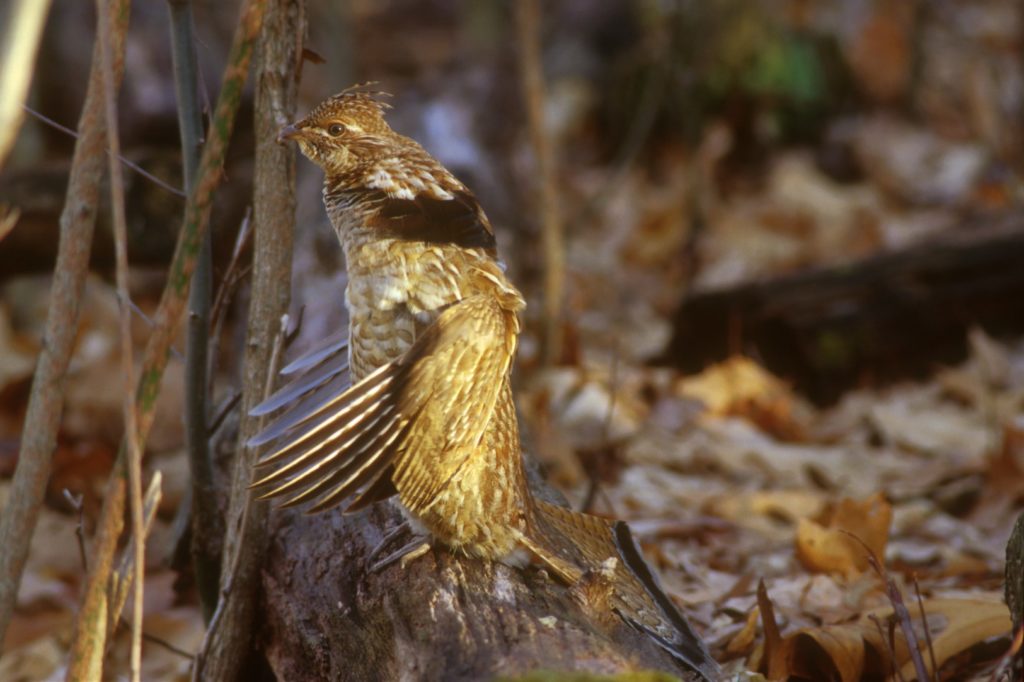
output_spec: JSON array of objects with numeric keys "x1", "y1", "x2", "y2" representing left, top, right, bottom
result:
[{"x1": 1, "y1": 0, "x2": 1022, "y2": 679}]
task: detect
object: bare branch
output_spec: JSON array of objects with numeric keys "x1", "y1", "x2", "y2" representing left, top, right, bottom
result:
[
  {"x1": 107, "y1": 473, "x2": 162, "y2": 642},
  {"x1": 192, "y1": 0, "x2": 300, "y2": 677},
  {"x1": 65, "y1": 0, "x2": 266, "y2": 676},
  {"x1": 0, "y1": 0, "x2": 130, "y2": 653},
  {"x1": 22, "y1": 105, "x2": 186, "y2": 198},
  {"x1": 515, "y1": 0, "x2": 565, "y2": 366},
  {"x1": 167, "y1": 0, "x2": 222, "y2": 623},
  {"x1": 96, "y1": 0, "x2": 145, "y2": 677}
]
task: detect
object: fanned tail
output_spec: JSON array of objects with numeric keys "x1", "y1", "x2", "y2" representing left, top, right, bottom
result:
[{"x1": 527, "y1": 501, "x2": 721, "y2": 681}]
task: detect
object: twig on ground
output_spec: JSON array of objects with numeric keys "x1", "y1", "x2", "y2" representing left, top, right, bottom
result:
[
  {"x1": 0, "y1": 0, "x2": 131, "y2": 655},
  {"x1": 869, "y1": 613, "x2": 908, "y2": 682},
  {"x1": 61, "y1": 489, "x2": 88, "y2": 574},
  {"x1": 208, "y1": 206, "x2": 253, "y2": 384},
  {"x1": 140, "y1": 628, "x2": 195, "y2": 661},
  {"x1": 846, "y1": 530, "x2": 933, "y2": 682},
  {"x1": 122, "y1": 296, "x2": 184, "y2": 361},
  {"x1": 208, "y1": 391, "x2": 242, "y2": 437},
  {"x1": 912, "y1": 575, "x2": 939, "y2": 681},
  {"x1": 106, "y1": 473, "x2": 162, "y2": 645},
  {"x1": 871, "y1": 557, "x2": 931, "y2": 682},
  {"x1": 65, "y1": 454, "x2": 127, "y2": 680}
]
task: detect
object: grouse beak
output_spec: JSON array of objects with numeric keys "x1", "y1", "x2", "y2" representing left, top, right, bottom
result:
[{"x1": 277, "y1": 123, "x2": 302, "y2": 145}]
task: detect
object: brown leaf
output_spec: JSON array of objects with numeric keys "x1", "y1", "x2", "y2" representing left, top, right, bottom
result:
[
  {"x1": 861, "y1": 598, "x2": 1012, "y2": 680},
  {"x1": 757, "y1": 579, "x2": 788, "y2": 680},
  {"x1": 847, "y1": 4, "x2": 913, "y2": 103},
  {"x1": 780, "y1": 626, "x2": 866, "y2": 682},
  {"x1": 752, "y1": 596, "x2": 1008, "y2": 681},
  {"x1": 675, "y1": 356, "x2": 809, "y2": 441},
  {"x1": 795, "y1": 493, "x2": 892, "y2": 578},
  {"x1": 724, "y1": 606, "x2": 761, "y2": 657}
]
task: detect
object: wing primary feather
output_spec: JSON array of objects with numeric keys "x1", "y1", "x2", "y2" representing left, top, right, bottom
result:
[
  {"x1": 270, "y1": 418, "x2": 402, "y2": 507},
  {"x1": 251, "y1": 403, "x2": 396, "y2": 487},
  {"x1": 273, "y1": 416, "x2": 408, "y2": 509},
  {"x1": 280, "y1": 328, "x2": 349, "y2": 375},
  {"x1": 247, "y1": 370, "x2": 353, "y2": 447},
  {"x1": 256, "y1": 384, "x2": 391, "y2": 467},
  {"x1": 250, "y1": 354, "x2": 350, "y2": 417},
  {"x1": 306, "y1": 419, "x2": 414, "y2": 512},
  {"x1": 251, "y1": 362, "x2": 393, "y2": 452},
  {"x1": 343, "y1": 466, "x2": 397, "y2": 512}
]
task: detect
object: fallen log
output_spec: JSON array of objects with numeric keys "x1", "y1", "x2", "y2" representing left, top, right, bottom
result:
[
  {"x1": 259, "y1": 503, "x2": 705, "y2": 680},
  {"x1": 660, "y1": 211, "x2": 1024, "y2": 403}
]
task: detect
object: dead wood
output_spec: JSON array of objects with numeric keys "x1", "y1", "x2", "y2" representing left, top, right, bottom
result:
[
  {"x1": 661, "y1": 210, "x2": 1024, "y2": 403},
  {"x1": 260, "y1": 503, "x2": 702, "y2": 681},
  {"x1": 1007, "y1": 512, "x2": 1023, "y2": 634}
]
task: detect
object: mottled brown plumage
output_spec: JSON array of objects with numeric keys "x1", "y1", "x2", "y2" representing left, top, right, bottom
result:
[{"x1": 250, "y1": 85, "x2": 720, "y2": 680}]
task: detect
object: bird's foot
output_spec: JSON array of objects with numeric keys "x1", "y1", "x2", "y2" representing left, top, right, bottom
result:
[
  {"x1": 369, "y1": 538, "x2": 432, "y2": 573},
  {"x1": 366, "y1": 521, "x2": 433, "y2": 572},
  {"x1": 366, "y1": 522, "x2": 413, "y2": 565}
]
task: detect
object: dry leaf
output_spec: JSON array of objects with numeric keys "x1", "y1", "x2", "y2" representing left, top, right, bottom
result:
[
  {"x1": 675, "y1": 356, "x2": 810, "y2": 440},
  {"x1": 795, "y1": 493, "x2": 892, "y2": 578},
  {"x1": 861, "y1": 598, "x2": 1012, "y2": 680},
  {"x1": 779, "y1": 625, "x2": 866, "y2": 682},
  {"x1": 847, "y1": 3, "x2": 913, "y2": 103},
  {"x1": 725, "y1": 607, "x2": 761, "y2": 656},
  {"x1": 757, "y1": 580, "x2": 787, "y2": 680},
  {"x1": 0, "y1": 635, "x2": 63, "y2": 682},
  {"x1": 752, "y1": 593, "x2": 1009, "y2": 681}
]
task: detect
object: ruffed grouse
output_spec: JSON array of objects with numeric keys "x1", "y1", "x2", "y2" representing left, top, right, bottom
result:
[{"x1": 249, "y1": 85, "x2": 720, "y2": 681}]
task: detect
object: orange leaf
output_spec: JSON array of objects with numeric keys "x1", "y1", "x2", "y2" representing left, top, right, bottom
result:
[
  {"x1": 780, "y1": 626, "x2": 865, "y2": 682},
  {"x1": 796, "y1": 493, "x2": 892, "y2": 578}
]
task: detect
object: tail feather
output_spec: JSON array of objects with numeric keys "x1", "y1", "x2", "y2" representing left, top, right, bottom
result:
[
  {"x1": 611, "y1": 520, "x2": 721, "y2": 681},
  {"x1": 530, "y1": 501, "x2": 720, "y2": 681}
]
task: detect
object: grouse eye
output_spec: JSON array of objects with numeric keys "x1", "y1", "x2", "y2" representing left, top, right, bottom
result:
[{"x1": 327, "y1": 123, "x2": 346, "y2": 137}]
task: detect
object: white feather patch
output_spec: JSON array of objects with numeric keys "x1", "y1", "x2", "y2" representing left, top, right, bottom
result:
[{"x1": 369, "y1": 169, "x2": 393, "y2": 191}]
